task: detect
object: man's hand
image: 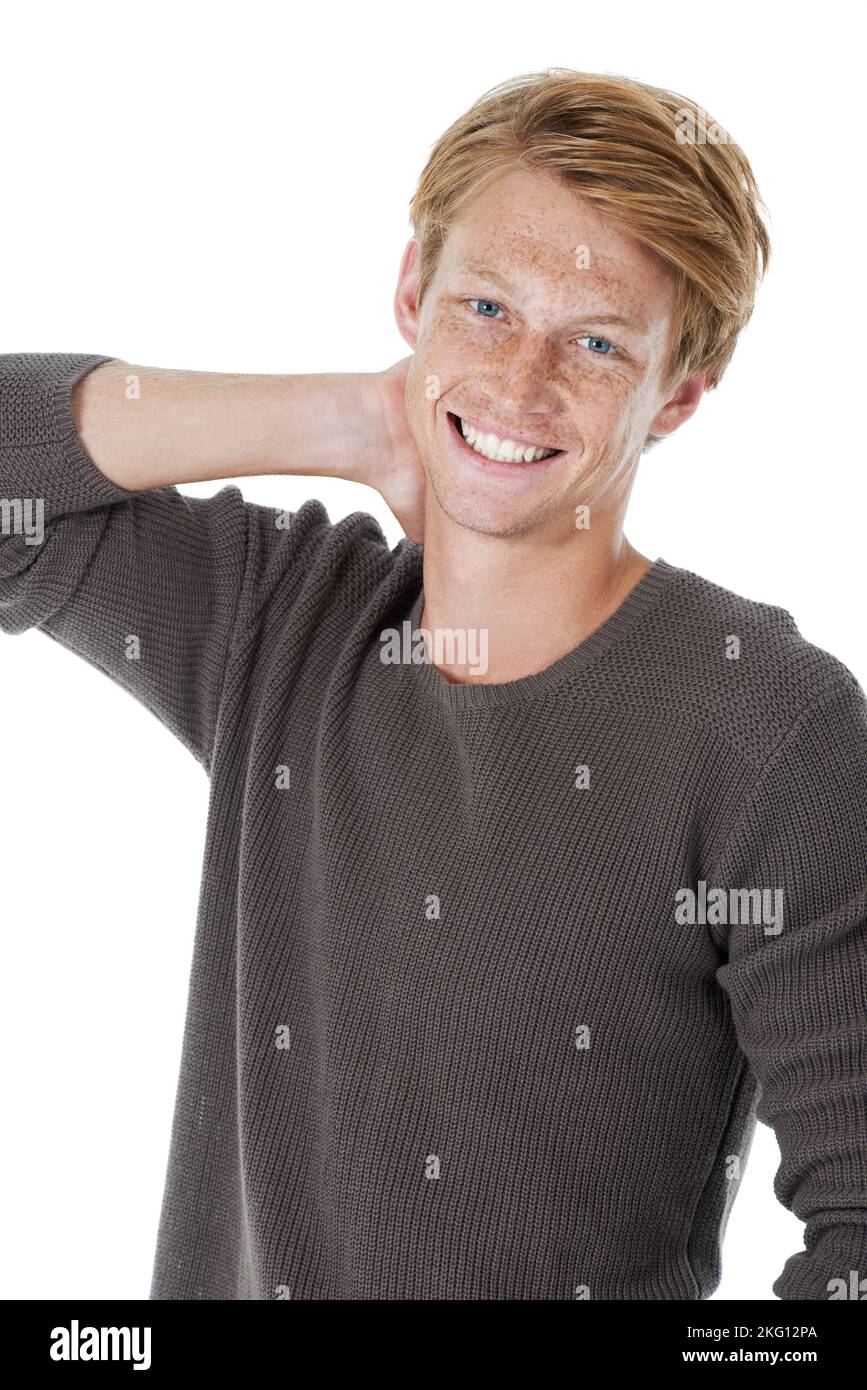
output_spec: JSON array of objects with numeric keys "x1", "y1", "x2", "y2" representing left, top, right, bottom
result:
[{"x1": 361, "y1": 356, "x2": 426, "y2": 543}]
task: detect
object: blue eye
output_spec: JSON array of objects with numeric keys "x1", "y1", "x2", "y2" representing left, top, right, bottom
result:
[
  {"x1": 471, "y1": 299, "x2": 502, "y2": 318},
  {"x1": 580, "y1": 335, "x2": 616, "y2": 355}
]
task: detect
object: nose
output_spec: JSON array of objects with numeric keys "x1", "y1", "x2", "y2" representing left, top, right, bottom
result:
[{"x1": 488, "y1": 331, "x2": 559, "y2": 419}]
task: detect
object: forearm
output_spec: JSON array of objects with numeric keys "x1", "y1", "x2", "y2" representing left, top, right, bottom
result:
[{"x1": 72, "y1": 359, "x2": 374, "y2": 491}]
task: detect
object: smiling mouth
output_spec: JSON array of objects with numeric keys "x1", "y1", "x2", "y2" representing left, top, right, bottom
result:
[{"x1": 448, "y1": 412, "x2": 564, "y2": 464}]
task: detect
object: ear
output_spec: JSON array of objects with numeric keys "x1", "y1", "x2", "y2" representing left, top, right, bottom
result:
[
  {"x1": 394, "y1": 238, "x2": 422, "y2": 349},
  {"x1": 648, "y1": 371, "x2": 708, "y2": 437}
]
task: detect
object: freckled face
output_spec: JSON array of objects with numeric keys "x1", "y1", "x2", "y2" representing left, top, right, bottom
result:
[{"x1": 401, "y1": 168, "x2": 679, "y2": 538}]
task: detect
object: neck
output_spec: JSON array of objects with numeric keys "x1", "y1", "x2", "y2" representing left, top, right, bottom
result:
[{"x1": 418, "y1": 500, "x2": 653, "y2": 686}]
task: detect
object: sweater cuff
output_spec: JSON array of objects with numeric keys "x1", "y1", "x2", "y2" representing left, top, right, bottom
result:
[
  {"x1": 43, "y1": 354, "x2": 140, "y2": 517},
  {"x1": 0, "y1": 351, "x2": 141, "y2": 523},
  {"x1": 773, "y1": 1225, "x2": 867, "y2": 1300}
]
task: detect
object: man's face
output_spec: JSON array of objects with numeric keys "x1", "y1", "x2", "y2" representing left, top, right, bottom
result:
[{"x1": 397, "y1": 167, "x2": 694, "y2": 539}]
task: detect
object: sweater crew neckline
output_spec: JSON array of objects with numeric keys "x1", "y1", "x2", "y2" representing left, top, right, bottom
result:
[{"x1": 404, "y1": 556, "x2": 685, "y2": 710}]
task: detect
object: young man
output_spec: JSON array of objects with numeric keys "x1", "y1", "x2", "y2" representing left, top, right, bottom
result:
[{"x1": 2, "y1": 69, "x2": 865, "y2": 1301}]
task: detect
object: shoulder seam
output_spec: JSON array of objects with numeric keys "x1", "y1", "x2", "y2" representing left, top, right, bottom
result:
[{"x1": 707, "y1": 671, "x2": 865, "y2": 882}]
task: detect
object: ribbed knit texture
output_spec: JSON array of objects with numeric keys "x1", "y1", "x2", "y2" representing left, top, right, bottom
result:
[{"x1": 2, "y1": 352, "x2": 866, "y2": 1301}]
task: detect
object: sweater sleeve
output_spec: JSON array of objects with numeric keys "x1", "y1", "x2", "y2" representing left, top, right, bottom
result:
[
  {"x1": 0, "y1": 352, "x2": 326, "y2": 772},
  {"x1": 711, "y1": 674, "x2": 867, "y2": 1300}
]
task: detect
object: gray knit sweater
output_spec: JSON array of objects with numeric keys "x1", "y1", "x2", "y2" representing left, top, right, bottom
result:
[{"x1": 2, "y1": 353, "x2": 866, "y2": 1301}]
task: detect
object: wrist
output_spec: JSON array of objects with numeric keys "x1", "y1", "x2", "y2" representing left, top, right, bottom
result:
[{"x1": 275, "y1": 371, "x2": 377, "y2": 485}]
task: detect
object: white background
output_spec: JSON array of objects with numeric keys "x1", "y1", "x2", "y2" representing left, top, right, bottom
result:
[{"x1": 1, "y1": 0, "x2": 864, "y2": 1300}]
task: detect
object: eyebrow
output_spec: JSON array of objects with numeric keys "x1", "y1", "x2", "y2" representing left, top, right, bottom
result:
[
  {"x1": 457, "y1": 263, "x2": 520, "y2": 296},
  {"x1": 456, "y1": 263, "x2": 649, "y2": 332}
]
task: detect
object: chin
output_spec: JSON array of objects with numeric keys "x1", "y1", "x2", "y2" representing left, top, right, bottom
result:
[{"x1": 429, "y1": 472, "x2": 554, "y2": 538}]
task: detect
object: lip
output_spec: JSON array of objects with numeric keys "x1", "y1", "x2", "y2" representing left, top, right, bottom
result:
[
  {"x1": 442, "y1": 408, "x2": 567, "y2": 479},
  {"x1": 452, "y1": 410, "x2": 563, "y2": 456}
]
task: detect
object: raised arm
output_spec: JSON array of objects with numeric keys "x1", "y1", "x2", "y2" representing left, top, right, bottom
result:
[
  {"x1": 71, "y1": 356, "x2": 424, "y2": 535},
  {"x1": 1, "y1": 352, "x2": 423, "y2": 770}
]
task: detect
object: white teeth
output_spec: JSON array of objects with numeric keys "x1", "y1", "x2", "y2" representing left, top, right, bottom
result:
[{"x1": 457, "y1": 416, "x2": 556, "y2": 463}]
